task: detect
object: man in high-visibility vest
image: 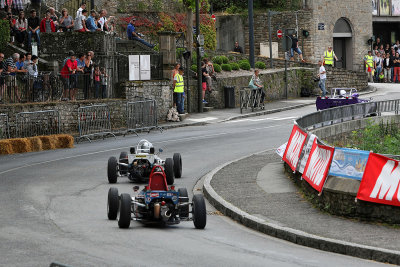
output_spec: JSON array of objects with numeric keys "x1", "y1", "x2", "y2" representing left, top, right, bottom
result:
[
  {"x1": 321, "y1": 46, "x2": 338, "y2": 67},
  {"x1": 172, "y1": 67, "x2": 185, "y2": 114},
  {"x1": 364, "y1": 50, "x2": 375, "y2": 82}
]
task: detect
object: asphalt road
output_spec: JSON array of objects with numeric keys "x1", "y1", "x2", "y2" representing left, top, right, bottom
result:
[{"x1": 0, "y1": 84, "x2": 397, "y2": 267}]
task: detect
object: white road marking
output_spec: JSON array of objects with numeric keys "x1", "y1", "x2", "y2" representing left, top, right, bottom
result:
[
  {"x1": 0, "y1": 124, "x2": 285, "y2": 175},
  {"x1": 225, "y1": 117, "x2": 296, "y2": 123},
  {"x1": 186, "y1": 117, "x2": 218, "y2": 122}
]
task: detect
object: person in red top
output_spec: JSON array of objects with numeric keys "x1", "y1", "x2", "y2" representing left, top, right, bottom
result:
[
  {"x1": 61, "y1": 53, "x2": 78, "y2": 100},
  {"x1": 40, "y1": 10, "x2": 56, "y2": 33}
]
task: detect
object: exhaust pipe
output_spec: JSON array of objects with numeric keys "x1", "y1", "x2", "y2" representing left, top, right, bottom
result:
[
  {"x1": 154, "y1": 203, "x2": 160, "y2": 219},
  {"x1": 161, "y1": 206, "x2": 171, "y2": 220}
]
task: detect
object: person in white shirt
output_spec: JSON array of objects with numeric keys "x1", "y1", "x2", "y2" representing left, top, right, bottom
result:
[
  {"x1": 318, "y1": 60, "x2": 327, "y2": 97},
  {"x1": 76, "y1": 2, "x2": 86, "y2": 18},
  {"x1": 74, "y1": 9, "x2": 88, "y2": 32},
  {"x1": 374, "y1": 51, "x2": 383, "y2": 82},
  {"x1": 98, "y1": 9, "x2": 108, "y2": 31}
]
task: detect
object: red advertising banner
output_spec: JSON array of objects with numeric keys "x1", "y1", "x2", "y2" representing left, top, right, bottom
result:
[
  {"x1": 357, "y1": 153, "x2": 400, "y2": 207},
  {"x1": 302, "y1": 140, "x2": 335, "y2": 192},
  {"x1": 283, "y1": 125, "x2": 307, "y2": 171}
]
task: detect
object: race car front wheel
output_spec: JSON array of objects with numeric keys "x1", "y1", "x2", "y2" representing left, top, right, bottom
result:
[
  {"x1": 107, "y1": 187, "x2": 119, "y2": 220},
  {"x1": 178, "y1": 188, "x2": 189, "y2": 218},
  {"x1": 118, "y1": 193, "x2": 131, "y2": 229},
  {"x1": 164, "y1": 158, "x2": 175, "y2": 185},
  {"x1": 173, "y1": 153, "x2": 182, "y2": 178},
  {"x1": 192, "y1": 194, "x2": 207, "y2": 229},
  {"x1": 107, "y1": 156, "x2": 119, "y2": 184}
]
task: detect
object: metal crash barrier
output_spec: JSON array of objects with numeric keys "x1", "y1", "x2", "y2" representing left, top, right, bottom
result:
[
  {"x1": 77, "y1": 104, "x2": 116, "y2": 142},
  {"x1": 15, "y1": 110, "x2": 60, "y2": 138},
  {"x1": 0, "y1": 113, "x2": 9, "y2": 139},
  {"x1": 126, "y1": 98, "x2": 162, "y2": 135},
  {"x1": 239, "y1": 87, "x2": 264, "y2": 114}
]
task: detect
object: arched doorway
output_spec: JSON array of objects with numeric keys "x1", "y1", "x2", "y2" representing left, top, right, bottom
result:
[{"x1": 333, "y1": 18, "x2": 353, "y2": 70}]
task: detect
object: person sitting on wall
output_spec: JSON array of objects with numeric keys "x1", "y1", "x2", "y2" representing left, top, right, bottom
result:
[
  {"x1": 233, "y1": 41, "x2": 243, "y2": 53},
  {"x1": 126, "y1": 17, "x2": 155, "y2": 48}
]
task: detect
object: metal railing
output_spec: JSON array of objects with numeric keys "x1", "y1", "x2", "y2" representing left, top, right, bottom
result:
[
  {"x1": 15, "y1": 110, "x2": 60, "y2": 138},
  {"x1": 126, "y1": 98, "x2": 162, "y2": 135},
  {"x1": 77, "y1": 104, "x2": 115, "y2": 142},
  {"x1": 0, "y1": 113, "x2": 9, "y2": 139},
  {"x1": 239, "y1": 87, "x2": 264, "y2": 114}
]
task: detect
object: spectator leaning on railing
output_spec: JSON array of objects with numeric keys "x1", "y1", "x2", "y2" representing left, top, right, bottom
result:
[
  {"x1": 4, "y1": 53, "x2": 21, "y2": 102},
  {"x1": 74, "y1": 9, "x2": 89, "y2": 32},
  {"x1": 59, "y1": 8, "x2": 74, "y2": 32},
  {"x1": 0, "y1": 52, "x2": 5, "y2": 103},
  {"x1": 86, "y1": 10, "x2": 101, "y2": 32}
]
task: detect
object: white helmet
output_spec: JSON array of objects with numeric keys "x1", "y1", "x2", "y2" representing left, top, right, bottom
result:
[
  {"x1": 339, "y1": 90, "x2": 346, "y2": 97},
  {"x1": 137, "y1": 139, "x2": 153, "y2": 153}
]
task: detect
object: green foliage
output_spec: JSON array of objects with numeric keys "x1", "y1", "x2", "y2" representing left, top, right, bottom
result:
[
  {"x1": 181, "y1": 0, "x2": 210, "y2": 12},
  {"x1": 176, "y1": 47, "x2": 186, "y2": 59},
  {"x1": 348, "y1": 120, "x2": 400, "y2": 155},
  {"x1": 230, "y1": 63, "x2": 240, "y2": 70},
  {"x1": 225, "y1": 4, "x2": 245, "y2": 14},
  {"x1": 153, "y1": 0, "x2": 163, "y2": 11},
  {"x1": 0, "y1": 20, "x2": 10, "y2": 51},
  {"x1": 213, "y1": 63, "x2": 222, "y2": 72},
  {"x1": 212, "y1": 56, "x2": 223, "y2": 65},
  {"x1": 228, "y1": 55, "x2": 234, "y2": 61},
  {"x1": 239, "y1": 61, "x2": 251, "y2": 70},
  {"x1": 220, "y1": 55, "x2": 229, "y2": 64},
  {"x1": 191, "y1": 64, "x2": 197, "y2": 72},
  {"x1": 200, "y1": 22, "x2": 216, "y2": 50},
  {"x1": 159, "y1": 12, "x2": 175, "y2": 32},
  {"x1": 221, "y1": 64, "x2": 232, "y2": 71},
  {"x1": 238, "y1": 59, "x2": 249, "y2": 65},
  {"x1": 255, "y1": 61, "x2": 266, "y2": 69},
  {"x1": 137, "y1": 2, "x2": 146, "y2": 11}
]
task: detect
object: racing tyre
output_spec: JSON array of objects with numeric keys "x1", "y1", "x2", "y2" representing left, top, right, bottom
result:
[
  {"x1": 107, "y1": 156, "x2": 118, "y2": 184},
  {"x1": 119, "y1": 152, "x2": 129, "y2": 175},
  {"x1": 164, "y1": 158, "x2": 174, "y2": 185},
  {"x1": 118, "y1": 193, "x2": 131, "y2": 229},
  {"x1": 107, "y1": 187, "x2": 119, "y2": 220},
  {"x1": 178, "y1": 188, "x2": 189, "y2": 218},
  {"x1": 173, "y1": 153, "x2": 182, "y2": 178},
  {"x1": 192, "y1": 194, "x2": 207, "y2": 229}
]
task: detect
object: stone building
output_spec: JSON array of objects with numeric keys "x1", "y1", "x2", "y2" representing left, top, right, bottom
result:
[{"x1": 216, "y1": 0, "x2": 373, "y2": 72}]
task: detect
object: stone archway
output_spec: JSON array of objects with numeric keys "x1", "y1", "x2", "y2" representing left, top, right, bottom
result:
[{"x1": 333, "y1": 18, "x2": 353, "y2": 70}]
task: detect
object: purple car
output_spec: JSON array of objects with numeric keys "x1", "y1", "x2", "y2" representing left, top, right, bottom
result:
[{"x1": 316, "y1": 88, "x2": 371, "y2": 111}]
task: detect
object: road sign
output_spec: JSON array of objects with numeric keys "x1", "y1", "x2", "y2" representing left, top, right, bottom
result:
[
  {"x1": 197, "y1": 35, "x2": 205, "y2": 46},
  {"x1": 318, "y1": 23, "x2": 325, "y2": 30},
  {"x1": 211, "y1": 14, "x2": 216, "y2": 22},
  {"x1": 277, "y1": 29, "x2": 283, "y2": 39}
]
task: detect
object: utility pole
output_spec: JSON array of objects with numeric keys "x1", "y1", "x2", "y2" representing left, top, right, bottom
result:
[
  {"x1": 248, "y1": 0, "x2": 255, "y2": 69},
  {"x1": 196, "y1": 0, "x2": 203, "y2": 112},
  {"x1": 268, "y1": 10, "x2": 273, "y2": 68}
]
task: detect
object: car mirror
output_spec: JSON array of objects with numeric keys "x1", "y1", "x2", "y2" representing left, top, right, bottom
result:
[
  {"x1": 133, "y1": 186, "x2": 139, "y2": 191},
  {"x1": 130, "y1": 147, "x2": 135, "y2": 154},
  {"x1": 159, "y1": 148, "x2": 163, "y2": 153},
  {"x1": 150, "y1": 147, "x2": 155, "y2": 154}
]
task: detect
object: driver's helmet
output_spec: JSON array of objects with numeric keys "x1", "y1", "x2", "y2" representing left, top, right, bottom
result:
[
  {"x1": 137, "y1": 139, "x2": 153, "y2": 153},
  {"x1": 339, "y1": 89, "x2": 346, "y2": 97}
]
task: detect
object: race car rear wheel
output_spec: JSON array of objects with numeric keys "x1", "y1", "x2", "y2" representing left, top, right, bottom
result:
[
  {"x1": 119, "y1": 152, "x2": 128, "y2": 175},
  {"x1": 178, "y1": 188, "x2": 189, "y2": 218},
  {"x1": 107, "y1": 156, "x2": 118, "y2": 184},
  {"x1": 118, "y1": 193, "x2": 131, "y2": 229},
  {"x1": 164, "y1": 158, "x2": 174, "y2": 185},
  {"x1": 173, "y1": 153, "x2": 182, "y2": 178},
  {"x1": 107, "y1": 187, "x2": 119, "y2": 220},
  {"x1": 192, "y1": 194, "x2": 207, "y2": 229}
]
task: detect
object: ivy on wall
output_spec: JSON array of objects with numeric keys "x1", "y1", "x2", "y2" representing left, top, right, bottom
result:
[{"x1": 0, "y1": 20, "x2": 10, "y2": 51}]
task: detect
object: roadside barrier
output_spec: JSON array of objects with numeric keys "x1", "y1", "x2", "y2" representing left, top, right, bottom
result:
[
  {"x1": 0, "y1": 113, "x2": 9, "y2": 139},
  {"x1": 126, "y1": 98, "x2": 162, "y2": 135},
  {"x1": 77, "y1": 104, "x2": 116, "y2": 142},
  {"x1": 239, "y1": 87, "x2": 264, "y2": 114},
  {"x1": 15, "y1": 110, "x2": 60, "y2": 138}
]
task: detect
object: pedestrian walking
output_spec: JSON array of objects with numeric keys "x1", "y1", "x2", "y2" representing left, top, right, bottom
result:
[
  {"x1": 364, "y1": 50, "x2": 375, "y2": 83},
  {"x1": 318, "y1": 60, "x2": 327, "y2": 97},
  {"x1": 322, "y1": 46, "x2": 338, "y2": 67},
  {"x1": 173, "y1": 67, "x2": 185, "y2": 114}
]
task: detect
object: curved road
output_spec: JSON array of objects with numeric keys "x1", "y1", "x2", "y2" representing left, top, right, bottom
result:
[{"x1": 0, "y1": 85, "x2": 395, "y2": 267}]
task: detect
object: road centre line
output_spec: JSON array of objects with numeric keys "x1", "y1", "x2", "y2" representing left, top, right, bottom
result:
[
  {"x1": 0, "y1": 124, "x2": 285, "y2": 175},
  {"x1": 225, "y1": 117, "x2": 296, "y2": 123}
]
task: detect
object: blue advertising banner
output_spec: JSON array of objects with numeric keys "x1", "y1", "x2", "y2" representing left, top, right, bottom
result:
[{"x1": 328, "y1": 148, "x2": 370, "y2": 180}]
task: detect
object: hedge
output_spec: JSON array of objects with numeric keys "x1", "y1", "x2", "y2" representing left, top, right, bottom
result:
[{"x1": 221, "y1": 64, "x2": 232, "y2": 71}]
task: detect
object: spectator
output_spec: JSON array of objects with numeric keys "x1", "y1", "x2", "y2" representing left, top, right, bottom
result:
[
  {"x1": 74, "y1": 9, "x2": 88, "y2": 32},
  {"x1": 171, "y1": 63, "x2": 180, "y2": 108},
  {"x1": 94, "y1": 65, "x2": 101, "y2": 98},
  {"x1": 322, "y1": 46, "x2": 338, "y2": 67},
  {"x1": 289, "y1": 34, "x2": 305, "y2": 62},
  {"x1": 233, "y1": 41, "x2": 243, "y2": 53},
  {"x1": 40, "y1": 11, "x2": 56, "y2": 33},
  {"x1": 0, "y1": 52, "x2": 5, "y2": 102},
  {"x1": 59, "y1": 8, "x2": 74, "y2": 32},
  {"x1": 15, "y1": 11, "x2": 27, "y2": 47},
  {"x1": 76, "y1": 2, "x2": 86, "y2": 18},
  {"x1": 201, "y1": 62, "x2": 209, "y2": 104},
  {"x1": 12, "y1": 0, "x2": 23, "y2": 15},
  {"x1": 203, "y1": 58, "x2": 215, "y2": 91},
  {"x1": 374, "y1": 51, "x2": 383, "y2": 82},
  {"x1": 4, "y1": 53, "x2": 21, "y2": 102},
  {"x1": 385, "y1": 43, "x2": 391, "y2": 54},
  {"x1": 60, "y1": 52, "x2": 78, "y2": 100},
  {"x1": 49, "y1": 7, "x2": 58, "y2": 29},
  {"x1": 27, "y1": 55, "x2": 38, "y2": 76},
  {"x1": 24, "y1": 52, "x2": 32, "y2": 68},
  {"x1": 372, "y1": 45, "x2": 378, "y2": 56},
  {"x1": 98, "y1": 9, "x2": 108, "y2": 31},
  {"x1": 248, "y1": 69, "x2": 266, "y2": 109},
  {"x1": 27, "y1": 9, "x2": 40, "y2": 48},
  {"x1": 86, "y1": 10, "x2": 100, "y2": 32},
  {"x1": 378, "y1": 44, "x2": 385, "y2": 55},
  {"x1": 100, "y1": 67, "x2": 107, "y2": 98},
  {"x1": 126, "y1": 18, "x2": 155, "y2": 48},
  {"x1": 27, "y1": 55, "x2": 39, "y2": 101},
  {"x1": 83, "y1": 52, "x2": 93, "y2": 99},
  {"x1": 318, "y1": 60, "x2": 327, "y2": 97},
  {"x1": 393, "y1": 52, "x2": 400, "y2": 83},
  {"x1": 394, "y1": 40, "x2": 400, "y2": 53},
  {"x1": 5, "y1": 12, "x2": 16, "y2": 43},
  {"x1": 390, "y1": 48, "x2": 396, "y2": 82},
  {"x1": 15, "y1": 53, "x2": 27, "y2": 73},
  {"x1": 76, "y1": 53, "x2": 85, "y2": 73},
  {"x1": 364, "y1": 50, "x2": 375, "y2": 83},
  {"x1": 173, "y1": 67, "x2": 185, "y2": 114},
  {"x1": 374, "y1": 37, "x2": 382, "y2": 50},
  {"x1": 95, "y1": 14, "x2": 101, "y2": 29},
  {"x1": 383, "y1": 52, "x2": 392, "y2": 83}
]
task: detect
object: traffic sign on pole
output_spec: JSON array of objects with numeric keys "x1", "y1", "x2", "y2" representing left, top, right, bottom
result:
[
  {"x1": 211, "y1": 14, "x2": 216, "y2": 22},
  {"x1": 277, "y1": 29, "x2": 283, "y2": 39}
]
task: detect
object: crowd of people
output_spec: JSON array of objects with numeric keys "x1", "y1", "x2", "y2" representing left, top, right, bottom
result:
[
  {"x1": 3, "y1": 2, "x2": 116, "y2": 50},
  {"x1": 364, "y1": 37, "x2": 400, "y2": 83}
]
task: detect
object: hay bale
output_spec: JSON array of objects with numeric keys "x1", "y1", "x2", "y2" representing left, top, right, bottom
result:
[
  {"x1": 0, "y1": 140, "x2": 13, "y2": 155},
  {"x1": 39, "y1": 136, "x2": 57, "y2": 150},
  {"x1": 56, "y1": 134, "x2": 74, "y2": 149},
  {"x1": 8, "y1": 138, "x2": 31, "y2": 153},
  {"x1": 28, "y1": 136, "x2": 43, "y2": 152}
]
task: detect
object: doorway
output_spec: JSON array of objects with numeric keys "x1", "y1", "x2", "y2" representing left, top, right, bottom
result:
[{"x1": 333, "y1": 18, "x2": 353, "y2": 70}]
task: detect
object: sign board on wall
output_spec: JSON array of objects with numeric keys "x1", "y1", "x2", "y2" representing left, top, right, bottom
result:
[
  {"x1": 318, "y1": 23, "x2": 325, "y2": 30},
  {"x1": 129, "y1": 55, "x2": 151, "y2": 81}
]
